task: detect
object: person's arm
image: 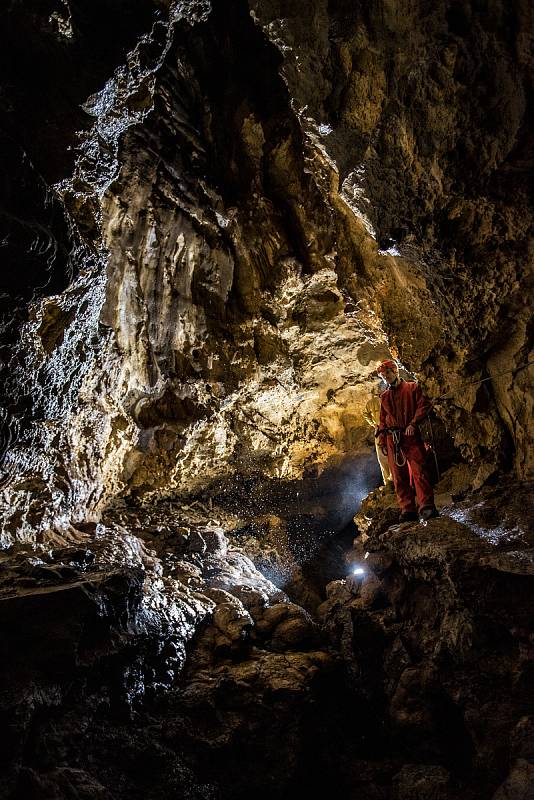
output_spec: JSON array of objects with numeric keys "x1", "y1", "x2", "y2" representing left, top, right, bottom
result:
[{"x1": 410, "y1": 384, "x2": 433, "y2": 426}]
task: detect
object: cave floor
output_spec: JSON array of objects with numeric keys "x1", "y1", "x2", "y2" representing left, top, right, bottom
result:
[{"x1": 1, "y1": 478, "x2": 533, "y2": 799}]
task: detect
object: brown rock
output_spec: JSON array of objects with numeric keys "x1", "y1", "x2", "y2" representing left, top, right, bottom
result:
[
  {"x1": 393, "y1": 764, "x2": 450, "y2": 800},
  {"x1": 491, "y1": 760, "x2": 534, "y2": 800}
]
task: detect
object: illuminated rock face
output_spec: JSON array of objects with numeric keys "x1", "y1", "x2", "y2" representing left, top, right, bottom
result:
[
  {"x1": 1, "y1": 0, "x2": 532, "y2": 542},
  {"x1": 2, "y1": 1, "x2": 533, "y2": 548},
  {"x1": 1, "y1": 0, "x2": 391, "y2": 542},
  {"x1": 248, "y1": 0, "x2": 534, "y2": 477}
]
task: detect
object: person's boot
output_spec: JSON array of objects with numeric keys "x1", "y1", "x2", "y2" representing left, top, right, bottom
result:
[
  {"x1": 420, "y1": 506, "x2": 439, "y2": 521},
  {"x1": 399, "y1": 510, "x2": 419, "y2": 523}
]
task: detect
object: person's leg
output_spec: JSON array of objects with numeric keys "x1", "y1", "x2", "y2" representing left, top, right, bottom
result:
[
  {"x1": 404, "y1": 439, "x2": 435, "y2": 511},
  {"x1": 375, "y1": 440, "x2": 392, "y2": 484},
  {"x1": 387, "y1": 441, "x2": 416, "y2": 512}
]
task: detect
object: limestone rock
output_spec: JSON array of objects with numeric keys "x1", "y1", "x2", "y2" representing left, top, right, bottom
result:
[{"x1": 0, "y1": 1, "x2": 532, "y2": 798}]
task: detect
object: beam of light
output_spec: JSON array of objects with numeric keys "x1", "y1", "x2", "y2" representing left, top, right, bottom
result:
[{"x1": 330, "y1": 453, "x2": 383, "y2": 529}]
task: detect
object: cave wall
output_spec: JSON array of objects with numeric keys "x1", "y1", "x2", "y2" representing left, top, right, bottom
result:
[
  {"x1": 0, "y1": 0, "x2": 532, "y2": 543},
  {"x1": 97, "y1": 1, "x2": 392, "y2": 503},
  {"x1": 248, "y1": 0, "x2": 534, "y2": 476},
  {"x1": 0, "y1": 4, "x2": 533, "y2": 799}
]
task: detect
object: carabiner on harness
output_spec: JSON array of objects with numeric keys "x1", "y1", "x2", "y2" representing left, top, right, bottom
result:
[{"x1": 391, "y1": 429, "x2": 407, "y2": 467}]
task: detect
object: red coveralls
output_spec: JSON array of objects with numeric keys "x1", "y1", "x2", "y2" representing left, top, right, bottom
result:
[{"x1": 378, "y1": 380, "x2": 435, "y2": 513}]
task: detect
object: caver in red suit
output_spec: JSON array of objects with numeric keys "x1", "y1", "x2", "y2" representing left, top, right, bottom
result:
[{"x1": 377, "y1": 360, "x2": 437, "y2": 520}]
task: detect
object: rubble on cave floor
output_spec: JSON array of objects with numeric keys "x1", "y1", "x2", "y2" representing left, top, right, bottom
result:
[
  {"x1": 319, "y1": 472, "x2": 534, "y2": 800},
  {"x1": 0, "y1": 492, "x2": 356, "y2": 799},
  {"x1": 2, "y1": 474, "x2": 533, "y2": 800}
]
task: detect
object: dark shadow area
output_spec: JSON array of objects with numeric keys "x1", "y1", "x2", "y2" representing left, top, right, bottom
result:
[{"x1": 0, "y1": 0, "x2": 157, "y2": 303}]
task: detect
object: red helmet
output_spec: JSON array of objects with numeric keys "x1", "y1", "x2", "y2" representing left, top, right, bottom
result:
[{"x1": 377, "y1": 359, "x2": 397, "y2": 375}]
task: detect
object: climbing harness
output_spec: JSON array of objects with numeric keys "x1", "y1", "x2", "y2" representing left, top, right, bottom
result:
[
  {"x1": 391, "y1": 428, "x2": 406, "y2": 467},
  {"x1": 377, "y1": 426, "x2": 407, "y2": 467}
]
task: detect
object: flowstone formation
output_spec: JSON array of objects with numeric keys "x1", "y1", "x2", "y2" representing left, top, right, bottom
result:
[
  {"x1": 0, "y1": 1, "x2": 533, "y2": 799},
  {"x1": 2, "y1": 0, "x2": 396, "y2": 540}
]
